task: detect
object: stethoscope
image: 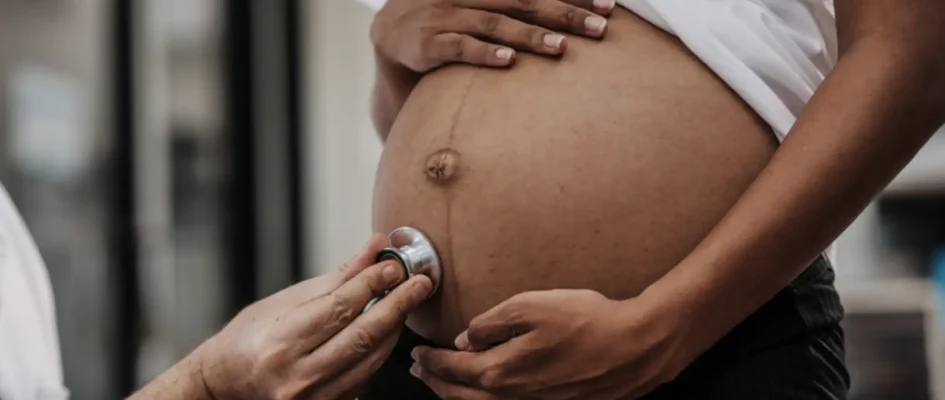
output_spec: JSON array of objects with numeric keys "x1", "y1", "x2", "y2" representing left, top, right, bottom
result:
[{"x1": 363, "y1": 227, "x2": 443, "y2": 311}]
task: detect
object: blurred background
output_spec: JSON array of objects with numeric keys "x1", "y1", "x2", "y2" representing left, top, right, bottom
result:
[{"x1": 0, "y1": 1, "x2": 942, "y2": 399}]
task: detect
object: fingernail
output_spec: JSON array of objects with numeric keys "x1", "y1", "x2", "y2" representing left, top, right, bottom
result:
[
  {"x1": 585, "y1": 15, "x2": 607, "y2": 36},
  {"x1": 383, "y1": 264, "x2": 402, "y2": 284},
  {"x1": 593, "y1": 0, "x2": 616, "y2": 12},
  {"x1": 495, "y1": 47, "x2": 514, "y2": 61},
  {"x1": 410, "y1": 363, "x2": 422, "y2": 378},
  {"x1": 543, "y1": 33, "x2": 565, "y2": 49},
  {"x1": 411, "y1": 348, "x2": 420, "y2": 360},
  {"x1": 454, "y1": 331, "x2": 470, "y2": 350}
]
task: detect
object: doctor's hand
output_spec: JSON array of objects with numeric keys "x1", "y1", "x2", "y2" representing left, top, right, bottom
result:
[
  {"x1": 196, "y1": 234, "x2": 433, "y2": 400},
  {"x1": 371, "y1": 0, "x2": 614, "y2": 73}
]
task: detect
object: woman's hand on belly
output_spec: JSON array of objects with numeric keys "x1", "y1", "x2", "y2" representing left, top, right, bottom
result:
[
  {"x1": 370, "y1": 0, "x2": 613, "y2": 73},
  {"x1": 371, "y1": 0, "x2": 616, "y2": 139},
  {"x1": 410, "y1": 289, "x2": 685, "y2": 400}
]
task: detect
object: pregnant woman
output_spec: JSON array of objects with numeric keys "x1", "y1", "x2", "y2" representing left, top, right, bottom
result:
[{"x1": 358, "y1": 0, "x2": 945, "y2": 398}]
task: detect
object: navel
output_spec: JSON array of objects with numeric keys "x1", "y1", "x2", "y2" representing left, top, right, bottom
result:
[{"x1": 425, "y1": 149, "x2": 461, "y2": 183}]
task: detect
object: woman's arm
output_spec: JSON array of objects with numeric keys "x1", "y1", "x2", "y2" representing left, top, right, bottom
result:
[
  {"x1": 644, "y1": 0, "x2": 945, "y2": 370},
  {"x1": 371, "y1": 54, "x2": 423, "y2": 141}
]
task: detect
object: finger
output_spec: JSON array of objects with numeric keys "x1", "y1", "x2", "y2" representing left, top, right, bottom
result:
[
  {"x1": 293, "y1": 260, "x2": 406, "y2": 347},
  {"x1": 431, "y1": 33, "x2": 517, "y2": 68},
  {"x1": 304, "y1": 276, "x2": 432, "y2": 375},
  {"x1": 454, "y1": 315, "x2": 528, "y2": 352},
  {"x1": 331, "y1": 275, "x2": 431, "y2": 352},
  {"x1": 257, "y1": 234, "x2": 390, "y2": 321},
  {"x1": 460, "y1": 0, "x2": 610, "y2": 37},
  {"x1": 462, "y1": 0, "x2": 610, "y2": 14},
  {"x1": 412, "y1": 363, "x2": 499, "y2": 400},
  {"x1": 448, "y1": 9, "x2": 567, "y2": 56},
  {"x1": 279, "y1": 233, "x2": 390, "y2": 304},
  {"x1": 412, "y1": 346, "x2": 493, "y2": 387},
  {"x1": 314, "y1": 326, "x2": 402, "y2": 400},
  {"x1": 454, "y1": 293, "x2": 536, "y2": 350},
  {"x1": 322, "y1": 233, "x2": 389, "y2": 286},
  {"x1": 560, "y1": 0, "x2": 617, "y2": 16},
  {"x1": 361, "y1": 274, "x2": 433, "y2": 323}
]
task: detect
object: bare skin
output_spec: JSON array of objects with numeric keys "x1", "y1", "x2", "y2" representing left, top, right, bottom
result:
[
  {"x1": 406, "y1": 0, "x2": 945, "y2": 398},
  {"x1": 127, "y1": 235, "x2": 433, "y2": 400},
  {"x1": 372, "y1": 8, "x2": 778, "y2": 345},
  {"x1": 370, "y1": 0, "x2": 615, "y2": 138}
]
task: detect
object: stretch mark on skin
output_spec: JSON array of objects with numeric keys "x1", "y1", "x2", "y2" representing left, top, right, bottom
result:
[{"x1": 441, "y1": 69, "x2": 480, "y2": 334}]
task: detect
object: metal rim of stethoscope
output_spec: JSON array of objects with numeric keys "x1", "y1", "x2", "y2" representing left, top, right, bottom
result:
[{"x1": 375, "y1": 227, "x2": 443, "y2": 297}]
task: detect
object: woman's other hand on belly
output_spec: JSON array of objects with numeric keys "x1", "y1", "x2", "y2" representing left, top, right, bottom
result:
[
  {"x1": 409, "y1": 289, "x2": 687, "y2": 400},
  {"x1": 370, "y1": 0, "x2": 616, "y2": 139},
  {"x1": 370, "y1": 0, "x2": 614, "y2": 73}
]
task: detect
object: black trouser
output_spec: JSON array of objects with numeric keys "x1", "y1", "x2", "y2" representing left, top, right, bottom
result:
[{"x1": 361, "y1": 256, "x2": 850, "y2": 399}]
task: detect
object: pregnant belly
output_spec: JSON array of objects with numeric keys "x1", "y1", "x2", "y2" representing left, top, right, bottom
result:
[{"x1": 373, "y1": 9, "x2": 777, "y2": 345}]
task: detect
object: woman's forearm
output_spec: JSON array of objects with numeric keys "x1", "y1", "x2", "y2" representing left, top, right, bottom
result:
[
  {"x1": 641, "y1": 25, "x2": 945, "y2": 369},
  {"x1": 371, "y1": 53, "x2": 422, "y2": 141}
]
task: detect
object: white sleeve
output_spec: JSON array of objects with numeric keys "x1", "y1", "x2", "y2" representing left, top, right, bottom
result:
[{"x1": 0, "y1": 185, "x2": 69, "y2": 400}]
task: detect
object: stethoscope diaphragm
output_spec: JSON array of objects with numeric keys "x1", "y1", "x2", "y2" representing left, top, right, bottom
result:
[{"x1": 363, "y1": 226, "x2": 442, "y2": 311}]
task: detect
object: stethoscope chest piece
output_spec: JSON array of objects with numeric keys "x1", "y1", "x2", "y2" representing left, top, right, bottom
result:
[
  {"x1": 376, "y1": 227, "x2": 442, "y2": 296},
  {"x1": 364, "y1": 227, "x2": 443, "y2": 311}
]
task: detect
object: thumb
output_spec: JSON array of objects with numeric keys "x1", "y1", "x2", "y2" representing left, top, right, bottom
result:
[{"x1": 455, "y1": 293, "x2": 537, "y2": 351}]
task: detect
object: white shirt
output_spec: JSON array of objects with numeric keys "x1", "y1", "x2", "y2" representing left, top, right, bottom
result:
[
  {"x1": 622, "y1": 0, "x2": 837, "y2": 141},
  {"x1": 0, "y1": 183, "x2": 68, "y2": 400},
  {"x1": 354, "y1": 0, "x2": 838, "y2": 141}
]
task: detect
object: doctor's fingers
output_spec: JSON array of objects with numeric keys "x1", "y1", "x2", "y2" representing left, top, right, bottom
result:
[
  {"x1": 283, "y1": 234, "x2": 390, "y2": 304},
  {"x1": 286, "y1": 260, "x2": 407, "y2": 348},
  {"x1": 311, "y1": 327, "x2": 402, "y2": 400},
  {"x1": 258, "y1": 233, "x2": 388, "y2": 311},
  {"x1": 305, "y1": 276, "x2": 432, "y2": 373}
]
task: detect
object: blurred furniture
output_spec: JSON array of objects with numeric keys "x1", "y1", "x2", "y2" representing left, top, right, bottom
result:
[{"x1": 839, "y1": 130, "x2": 945, "y2": 400}]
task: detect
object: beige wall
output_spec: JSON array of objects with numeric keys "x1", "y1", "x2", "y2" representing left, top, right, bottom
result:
[{"x1": 303, "y1": 0, "x2": 382, "y2": 276}]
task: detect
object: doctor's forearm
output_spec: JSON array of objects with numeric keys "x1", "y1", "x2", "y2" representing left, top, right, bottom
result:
[
  {"x1": 127, "y1": 352, "x2": 211, "y2": 400},
  {"x1": 640, "y1": 2, "x2": 945, "y2": 372}
]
